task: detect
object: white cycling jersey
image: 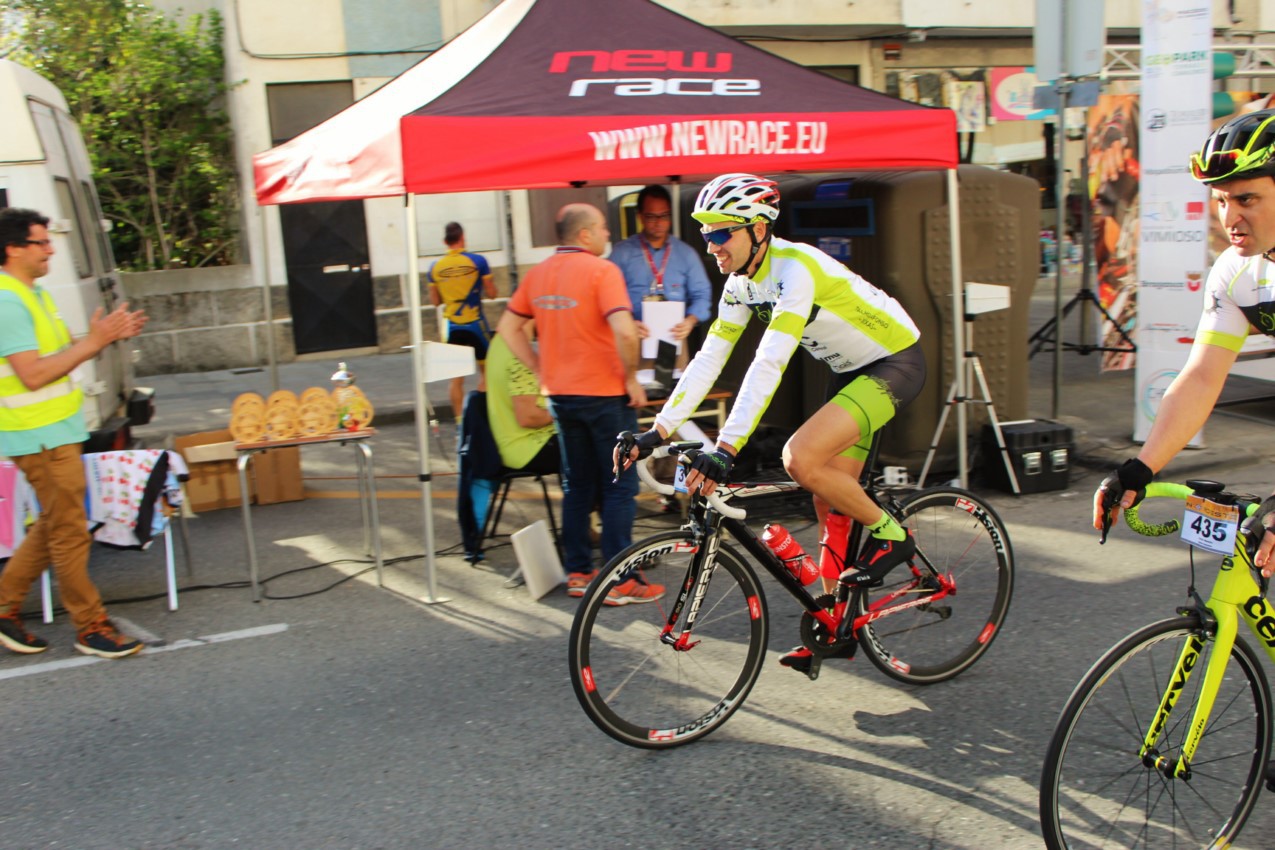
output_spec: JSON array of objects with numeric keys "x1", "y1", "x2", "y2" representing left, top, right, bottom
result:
[
  {"x1": 654, "y1": 236, "x2": 920, "y2": 451},
  {"x1": 1196, "y1": 247, "x2": 1275, "y2": 351}
]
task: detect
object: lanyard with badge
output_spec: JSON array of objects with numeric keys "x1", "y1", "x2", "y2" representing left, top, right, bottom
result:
[{"x1": 639, "y1": 237, "x2": 671, "y2": 302}]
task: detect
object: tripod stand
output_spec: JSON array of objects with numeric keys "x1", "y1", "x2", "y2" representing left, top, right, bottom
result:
[
  {"x1": 917, "y1": 285, "x2": 1020, "y2": 494},
  {"x1": 1029, "y1": 115, "x2": 1136, "y2": 361},
  {"x1": 1028, "y1": 282, "x2": 1136, "y2": 358}
]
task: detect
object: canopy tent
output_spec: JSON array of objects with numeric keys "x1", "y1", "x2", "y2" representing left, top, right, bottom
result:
[{"x1": 252, "y1": 0, "x2": 963, "y2": 601}]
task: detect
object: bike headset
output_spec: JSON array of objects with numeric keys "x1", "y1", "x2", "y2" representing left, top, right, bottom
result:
[{"x1": 691, "y1": 173, "x2": 781, "y2": 279}]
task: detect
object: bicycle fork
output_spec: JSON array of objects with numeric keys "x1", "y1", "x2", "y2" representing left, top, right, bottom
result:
[
  {"x1": 659, "y1": 523, "x2": 725, "y2": 652},
  {"x1": 1140, "y1": 606, "x2": 1238, "y2": 781}
]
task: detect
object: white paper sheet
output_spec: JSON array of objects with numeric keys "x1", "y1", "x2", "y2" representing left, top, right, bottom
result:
[{"x1": 640, "y1": 300, "x2": 686, "y2": 359}]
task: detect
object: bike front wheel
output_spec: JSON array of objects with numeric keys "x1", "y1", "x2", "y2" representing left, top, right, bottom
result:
[
  {"x1": 568, "y1": 530, "x2": 769, "y2": 749},
  {"x1": 1040, "y1": 616, "x2": 1272, "y2": 850},
  {"x1": 857, "y1": 487, "x2": 1014, "y2": 685}
]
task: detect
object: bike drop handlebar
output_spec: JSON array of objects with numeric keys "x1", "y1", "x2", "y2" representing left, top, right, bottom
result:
[
  {"x1": 636, "y1": 445, "x2": 747, "y2": 521},
  {"x1": 1122, "y1": 481, "x2": 1258, "y2": 538}
]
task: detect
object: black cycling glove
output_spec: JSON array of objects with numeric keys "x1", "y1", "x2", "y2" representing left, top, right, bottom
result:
[
  {"x1": 1098, "y1": 457, "x2": 1153, "y2": 541},
  {"x1": 1255, "y1": 495, "x2": 1275, "y2": 533},
  {"x1": 690, "y1": 448, "x2": 734, "y2": 486},
  {"x1": 632, "y1": 429, "x2": 664, "y2": 460}
]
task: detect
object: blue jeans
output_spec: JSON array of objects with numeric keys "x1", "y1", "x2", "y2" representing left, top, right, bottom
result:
[{"x1": 547, "y1": 395, "x2": 638, "y2": 572}]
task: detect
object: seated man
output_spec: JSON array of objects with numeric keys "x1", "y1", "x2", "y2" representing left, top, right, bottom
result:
[
  {"x1": 486, "y1": 326, "x2": 559, "y2": 476},
  {"x1": 455, "y1": 328, "x2": 561, "y2": 564}
]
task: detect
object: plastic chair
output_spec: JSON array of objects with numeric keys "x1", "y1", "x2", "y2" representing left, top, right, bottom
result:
[
  {"x1": 38, "y1": 511, "x2": 183, "y2": 621},
  {"x1": 35, "y1": 450, "x2": 191, "y2": 622},
  {"x1": 480, "y1": 468, "x2": 561, "y2": 558}
]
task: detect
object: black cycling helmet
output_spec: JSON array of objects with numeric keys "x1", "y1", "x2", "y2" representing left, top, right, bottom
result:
[{"x1": 1190, "y1": 108, "x2": 1275, "y2": 184}]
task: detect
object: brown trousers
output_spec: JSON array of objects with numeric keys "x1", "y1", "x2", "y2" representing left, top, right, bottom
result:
[{"x1": 0, "y1": 442, "x2": 105, "y2": 630}]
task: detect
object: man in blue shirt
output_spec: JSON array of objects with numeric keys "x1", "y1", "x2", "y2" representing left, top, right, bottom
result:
[
  {"x1": 608, "y1": 185, "x2": 712, "y2": 369},
  {"x1": 0, "y1": 207, "x2": 147, "y2": 659}
]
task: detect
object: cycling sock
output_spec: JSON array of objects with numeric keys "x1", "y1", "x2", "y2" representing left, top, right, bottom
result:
[{"x1": 865, "y1": 512, "x2": 906, "y2": 542}]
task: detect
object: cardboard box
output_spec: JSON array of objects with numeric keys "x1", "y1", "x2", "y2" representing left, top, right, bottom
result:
[{"x1": 173, "y1": 429, "x2": 303, "y2": 512}]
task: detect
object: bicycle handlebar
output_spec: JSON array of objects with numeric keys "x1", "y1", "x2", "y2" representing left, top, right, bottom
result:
[
  {"x1": 1123, "y1": 482, "x2": 1193, "y2": 537},
  {"x1": 1123, "y1": 481, "x2": 1257, "y2": 538},
  {"x1": 636, "y1": 445, "x2": 747, "y2": 520}
]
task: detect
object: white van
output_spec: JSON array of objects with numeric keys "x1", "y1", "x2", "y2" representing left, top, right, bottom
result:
[{"x1": 0, "y1": 59, "x2": 153, "y2": 449}]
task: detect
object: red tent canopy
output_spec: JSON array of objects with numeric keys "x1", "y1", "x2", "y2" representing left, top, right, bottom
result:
[{"x1": 253, "y1": 0, "x2": 957, "y2": 204}]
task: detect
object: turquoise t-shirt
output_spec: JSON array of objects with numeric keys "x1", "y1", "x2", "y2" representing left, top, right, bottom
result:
[{"x1": 0, "y1": 287, "x2": 88, "y2": 456}]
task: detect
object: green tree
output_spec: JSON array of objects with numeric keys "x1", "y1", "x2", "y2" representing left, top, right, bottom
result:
[{"x1": 2, "y1": 0, "x2": 238, "y2": 270}]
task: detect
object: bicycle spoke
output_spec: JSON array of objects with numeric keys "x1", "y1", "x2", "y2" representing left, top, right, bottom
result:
[
  {"x1": 569, "y1": 531, "x2": 768, "y2": 749},
  {"x1": 857, "y1": 488, "x2": 1013, "y2": 685},
  {"x1": 1040, "y1": 618, "x2": 1271, "y2": 850}
]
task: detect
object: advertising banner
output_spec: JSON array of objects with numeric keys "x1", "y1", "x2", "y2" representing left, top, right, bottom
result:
[{"x1": 1132, "y1": 0, "x2": 1211, "y2": 442}]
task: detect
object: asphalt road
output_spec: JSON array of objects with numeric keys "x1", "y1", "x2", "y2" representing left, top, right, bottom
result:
[
  {"x1": 6, "y1": 411, "x2": 1275, "y2": 850},
  {"x1": 9, "y1": 274, "x2": 1275, "y2": 848}
]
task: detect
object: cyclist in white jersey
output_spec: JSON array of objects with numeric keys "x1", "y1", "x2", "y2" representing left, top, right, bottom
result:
[
  {"x1": 616, "y1": 173, "x2": 927, "y2": 675},
  {"x1": 1097, "y1": 109, "x2": 1275, "y2": 568}
]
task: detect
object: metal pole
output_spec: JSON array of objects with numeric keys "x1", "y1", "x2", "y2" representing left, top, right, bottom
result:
[
  {"x1": 1052, "y1": 81, "x2": 1071, "y2": 420},
  {"x1": 406, "y1": 194, "x2": 448, "y2": 604},
  {"x1": 253, "y1": 205, "x2": 280, "y2": 391},
  {"x1": 502, "y1": 190, "x2": 519, "y2": 290},
  {"x1": 1079, "y1": 117, "x2": 1094, "y2": 349},
  {"x1": 946, "y1": 168, "x2": 967, "y2": 489}
]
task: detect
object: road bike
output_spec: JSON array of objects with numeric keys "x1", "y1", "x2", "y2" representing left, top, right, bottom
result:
[
  {"x1": 1040, "y1": 479, "x2": 1274, "y2": 849},
  {"x1": 567, "y1": 439, "x2": 1015, "y2": 749}
]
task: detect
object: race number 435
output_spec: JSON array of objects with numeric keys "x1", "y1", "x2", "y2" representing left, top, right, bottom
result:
[{"x1": 1181, "y1": 494, "x2": 1239, "y2": 556}]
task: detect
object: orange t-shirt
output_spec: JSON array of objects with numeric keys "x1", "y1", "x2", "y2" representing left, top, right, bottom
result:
[{"x1": 506, "y1": 249, "x2": 632, "y2": 396}]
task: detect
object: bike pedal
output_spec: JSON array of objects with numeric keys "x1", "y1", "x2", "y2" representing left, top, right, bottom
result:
[{"x1": 806, "y1": 655, "x2": 822, "y2": 681}]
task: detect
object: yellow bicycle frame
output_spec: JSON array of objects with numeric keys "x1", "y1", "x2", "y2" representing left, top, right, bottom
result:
[{"x1": 1134, "y1": 483, "x2": 1269, "y2": 779}]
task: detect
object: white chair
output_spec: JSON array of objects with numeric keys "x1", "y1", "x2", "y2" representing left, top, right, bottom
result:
[
  {"x1": 24, "y1": 450, "x2": 190, "y2": 622},
  {"x1": 38, "y1": 512, "x2": 181, "y2": 620}
]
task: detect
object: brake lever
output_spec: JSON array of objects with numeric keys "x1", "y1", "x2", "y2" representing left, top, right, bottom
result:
[
  {"x1": 612, "y1": 430, "x2": 636, "y2": 483},
  {"x1": 1098, "y1": 489, "x2": 1116, "y2": 545}
]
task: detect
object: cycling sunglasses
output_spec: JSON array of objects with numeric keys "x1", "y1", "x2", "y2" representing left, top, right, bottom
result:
[
  {"x1": 700, "y1": 223, "x2": 751, "y2": 246},
  {"x1": 1189, "y1": 144, "x2": 1274, "y2": 182}
]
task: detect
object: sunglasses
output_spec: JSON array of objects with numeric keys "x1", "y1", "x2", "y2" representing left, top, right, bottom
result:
[
  {"x1": 1190, "y1": 144, "x2": 1274, "y2": 182},
  {"x1": 700, "y1": 223, "x2": 751, "y2": 246}
]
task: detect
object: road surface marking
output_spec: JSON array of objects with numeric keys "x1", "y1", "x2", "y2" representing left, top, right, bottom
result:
[{"x1": 0, "y1": 623, "x2": 289, "y2": 681}]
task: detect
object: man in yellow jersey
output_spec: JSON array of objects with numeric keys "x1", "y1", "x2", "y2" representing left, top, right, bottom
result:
[
  {"x1": 427, "y1": 222, "x2": 497, "y2": 421},
  {"x1": 0, "y1": 208, "x2": 148, "y2": 658},
  {"x1": 617, "y1": 175, "x2": 927, "y2": 675}
]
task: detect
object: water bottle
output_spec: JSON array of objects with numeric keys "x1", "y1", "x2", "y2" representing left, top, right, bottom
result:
[{"x1": 762, "y1": 524, "x2": 819, "y2": 586}]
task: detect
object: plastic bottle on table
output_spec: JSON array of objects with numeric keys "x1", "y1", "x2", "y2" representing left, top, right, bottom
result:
[{"x1": 761, "y1": 523, "x2": 819, "y2": 586}]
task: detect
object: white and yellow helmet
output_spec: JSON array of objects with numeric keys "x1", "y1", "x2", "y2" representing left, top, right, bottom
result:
[{"x1": 692, "y1": 173, "x2": 781, "y2": 225}]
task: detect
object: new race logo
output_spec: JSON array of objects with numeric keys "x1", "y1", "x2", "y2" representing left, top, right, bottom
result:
[{"x1": 550, "y1": 49, "x2": 760, "y2": 98}]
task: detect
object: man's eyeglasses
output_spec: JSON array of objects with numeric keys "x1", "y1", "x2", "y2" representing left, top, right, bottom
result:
[
  {"x1": 640, "y1": 212, "x2": 671, "y2": 222},
  {"x1": 21, "y1": 239, "x2": 52, "y2": 248},
  {"x1": 1190, "y1": 144, "x2": 1274, "y2": 182},
  {"x1": 700, "y1": 223, "x2": 750, "y2": 246}
]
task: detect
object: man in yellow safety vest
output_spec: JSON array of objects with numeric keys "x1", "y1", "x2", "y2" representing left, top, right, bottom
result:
[{"x1": 0, "y1": 207, "x2": 149, "y2": 658}]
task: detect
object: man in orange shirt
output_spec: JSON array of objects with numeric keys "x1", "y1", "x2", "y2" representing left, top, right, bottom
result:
[{"x1": 496, "y1": 204, "x2": 661, "y2": 605}]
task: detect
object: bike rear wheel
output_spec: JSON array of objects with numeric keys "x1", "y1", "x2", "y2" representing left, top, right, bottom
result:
[
  {"x1": 1040, "y1": 616, "x2": 1272, "y2": 850},
  {"x1": 857, "y1": 487, "x2": 1014, "y2": 685},
  {"x1": 568, "y1": 530, "x2": 769, "y2": 749}
]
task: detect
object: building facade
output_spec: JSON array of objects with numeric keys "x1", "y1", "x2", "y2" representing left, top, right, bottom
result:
[{"x1": 131, "y1": 0, "x2": 1263, "y2": 373}]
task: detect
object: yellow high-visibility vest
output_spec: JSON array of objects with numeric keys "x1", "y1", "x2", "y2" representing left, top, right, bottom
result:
[{"x1": 0, "y1": 274, "x2": 82, "y2": 431}]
